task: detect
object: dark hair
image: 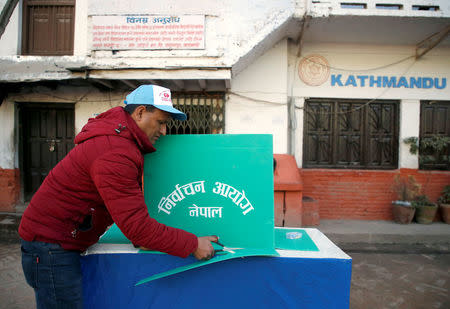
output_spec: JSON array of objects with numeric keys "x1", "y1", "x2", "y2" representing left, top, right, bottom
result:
[{"x1": 124, "y1": 104, "x2": 156, "y2": 114}]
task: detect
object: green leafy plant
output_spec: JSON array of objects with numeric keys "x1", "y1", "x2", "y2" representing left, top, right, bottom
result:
[
  {"x1": 412, "y1": 195, "x2": 435, "y2": 208},
  {"x1": 404, "y1": 135, "x2": 450, "y2": 169},
  {"x1": 438, "y1": 185, "x2": 450, "y2": 204},
  {"x1": 392, "y1": 175, "x2": 421, "y2": 202},
  {"x1": 403, "y1": 137, "x2": 419, "y2": 154}
]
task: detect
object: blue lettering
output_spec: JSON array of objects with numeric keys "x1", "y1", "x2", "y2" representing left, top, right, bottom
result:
[
  {"x1": 357, "y1": 75, "x2": 368, "y2": 87},
  {"x1": 435, "y1": 78, "x2": 446, "y2": 90},
  {"x1": 397, "y1": 77, "x2": 409, "y2": 88},
  {"x1": 423, "y1": 77, "x2": 433, "y2": 89},
  {"x1": 345, "y1": 75, "x2": 357, "y2": 87},
  {"x1": 331, "y1": 74, "x2": 343, "y2": 86},
  {"x1": 409, "y1": 77, "x2": 422, "y2": 89},
  {"x1": 383, "y1": 76, "x2": 397, "y2": 88},
  {"x1": 329, "y1": 75, "x2": 445, "y2": 89},
  {"x1": 369, "y1": 75, "x2": 382, "y2": 87}
]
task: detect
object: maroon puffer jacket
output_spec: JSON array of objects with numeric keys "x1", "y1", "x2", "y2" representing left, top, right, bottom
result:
[{"x1": 19, "y1": 106, "x2": 198, "y2": 257}]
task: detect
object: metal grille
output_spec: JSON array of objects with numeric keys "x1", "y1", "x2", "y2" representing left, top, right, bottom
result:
[
  {"x1": 303, "y1": 98, "x2": 399, "y2": 169},
  {"x1": 420, "y1": 101, "x2": 450, "y2": 170},
  {"x1": 167, "y1": 93, "x2": 225, "y2": 135}
]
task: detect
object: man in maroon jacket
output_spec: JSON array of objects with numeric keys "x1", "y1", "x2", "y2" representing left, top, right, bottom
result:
[{"x1": 19, "y1": 85, "x2": 218, "y2": 309}]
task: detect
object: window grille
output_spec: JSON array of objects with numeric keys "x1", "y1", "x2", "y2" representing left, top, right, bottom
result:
[
  {"x1": 303, "y1": 98, "x2": 399, "y2": 169},
  {"x1": 168, "y1": 92, "x2": 225, "y2": 135},
  {"x1": 419, "y1": 101, "x2": 450, "y2": 170}
]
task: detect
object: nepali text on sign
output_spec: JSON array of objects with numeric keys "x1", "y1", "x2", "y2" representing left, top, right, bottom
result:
[
  {"x1": 157, "y1": 180, "x2": 255, "y2": 217},
  {"x1": 91, "y1": 15, "x2": 205, "y2": 50}
]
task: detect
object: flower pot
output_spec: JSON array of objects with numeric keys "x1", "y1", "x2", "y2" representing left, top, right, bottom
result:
[
  {"x1": 392, "y1": 202, "x2": 415, "y2": 224},
  {"x1": 439, "y1": 203, "x2": 450, "y2": 224},
  {"x1": 414, "y1": 204, "x2": 438, "y2": 224}
]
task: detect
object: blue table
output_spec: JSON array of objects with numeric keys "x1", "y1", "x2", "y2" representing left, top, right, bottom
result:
[{"x1": 81, "y1": 228, "x2": 352, "y2": 309}]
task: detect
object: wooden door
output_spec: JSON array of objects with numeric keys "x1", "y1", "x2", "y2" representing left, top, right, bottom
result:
[{"x1": 20, "y1": 103, "x2": 75, "y2": 201}]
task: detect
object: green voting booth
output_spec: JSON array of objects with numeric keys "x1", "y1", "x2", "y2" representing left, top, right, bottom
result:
[
  {"x1": 84, "y1": 134, "x2": 351, "y2": 308},
  {"x1": 145, "y1": 134, "x2": 275, "y2": 250}
]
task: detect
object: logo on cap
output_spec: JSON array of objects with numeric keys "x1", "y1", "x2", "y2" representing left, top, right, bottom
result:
[{"x1": 159, "y1": 91, "x2": 171, "y2": 103}]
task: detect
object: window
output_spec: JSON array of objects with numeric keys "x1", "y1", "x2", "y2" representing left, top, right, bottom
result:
[
  {"x1": 22, "y1": 0, "x2": 75, "y2": 55},
  {"x1": 419, "y1": 101, "x2": 450, "y2": 170},
  {"x1": 340, "y1": 3, "x2": 367, "y2": 9},
  {"x1": 303, "y1": 98, "x2": 399, "y2": 169},
  {"x1": 167, "y1": 93, "x2": 225, "y2": 135}
]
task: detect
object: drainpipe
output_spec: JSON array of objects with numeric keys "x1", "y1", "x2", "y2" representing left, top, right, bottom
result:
[
  {"x1": 287, "y1": 96, "x2": 297, "y2": 156},
  {"x1": 0, "y1": 0, "x2": 19, "y2": 39}
]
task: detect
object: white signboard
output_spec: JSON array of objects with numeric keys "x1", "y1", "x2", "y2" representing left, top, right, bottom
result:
[{"x1": 91, "y1": 15, "x2": 205, "y2": 50}]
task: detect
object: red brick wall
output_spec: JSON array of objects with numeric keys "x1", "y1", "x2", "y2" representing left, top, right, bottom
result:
[
  {"x1": 300, "y1": 168, "x2": 450, "y2": 220},
  {"x1": 0, "y1": 168, "x2": 20, "y2": 212}
]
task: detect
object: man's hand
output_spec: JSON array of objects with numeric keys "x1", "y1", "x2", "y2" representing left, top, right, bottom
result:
[{"x1": 193, "y1": 236, "x2": 218, "y2": 261}]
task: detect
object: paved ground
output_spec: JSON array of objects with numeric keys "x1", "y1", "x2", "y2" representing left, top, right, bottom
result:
[
  {"x1": 1, "y1": 242, "x2": 449, "y2": 309},
  {"x1": 0, "y1": 243, "x2": 35, "y2": 309},
  {"x1": 350, "y1": 252, "x2": 450, "y2": 309}
]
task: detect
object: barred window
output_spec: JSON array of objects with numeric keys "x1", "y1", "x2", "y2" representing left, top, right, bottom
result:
[
  {"x1": 420, "y1": 101, "x2": 450, "y2": 170},
  {"x1": 303, "y1": 98, "x2": 399, "y2": 169},
  {"x1": 168, "y1": 93, "x2": 225, "y2": 135}
]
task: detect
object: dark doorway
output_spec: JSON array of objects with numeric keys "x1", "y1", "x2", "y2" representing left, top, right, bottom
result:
[{"x1": 20, "y1": 103, "x2": 75, "y2": 201}]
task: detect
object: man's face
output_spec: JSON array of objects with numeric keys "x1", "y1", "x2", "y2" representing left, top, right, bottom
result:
[{"x1": 132, "y1": 106, "x2": 170, "y2": 144}]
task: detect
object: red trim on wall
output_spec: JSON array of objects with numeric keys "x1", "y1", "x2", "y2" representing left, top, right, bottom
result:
[
  {"x1": 0, "y1": 169, "x2": 20, "y2": 212},
  {"x1": 300, "y1": 168, "x2": 450, "y2": 220}
]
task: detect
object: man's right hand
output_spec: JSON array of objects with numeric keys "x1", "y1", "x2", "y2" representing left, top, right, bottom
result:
[{"x1": 193, "y1": 236, "x2": 218, "y2": 261}]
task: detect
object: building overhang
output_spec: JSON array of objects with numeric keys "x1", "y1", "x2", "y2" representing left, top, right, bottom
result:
[
  {"x1": 0, "y1": 56, "x2": 231, "y2": 92},
  {"x1": 301, "y1": 15, "x2": 450, "y2": 47}
]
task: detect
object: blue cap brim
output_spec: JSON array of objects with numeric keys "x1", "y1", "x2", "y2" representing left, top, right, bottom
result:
[{"x1": 154, "y1": 105, "x2": 187, "y2": 121}]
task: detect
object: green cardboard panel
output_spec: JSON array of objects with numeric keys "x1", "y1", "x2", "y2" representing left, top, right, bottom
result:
[
  {"x1": 100, "y1": 134, "x2": 275, "y2": 251},
  {"x1": 135, "y1": 248, "x2": 279, "y2": 286},
  {"x1": 98, "y1": 224, "x2": 129, "y2": 244},
  {"x1": 274, "y1": 228, "x2": 319, "y2": 251}
]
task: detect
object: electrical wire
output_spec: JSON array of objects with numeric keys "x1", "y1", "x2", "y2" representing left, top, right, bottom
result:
[{"x1": 301, "y1": 54, "x2": 415, "y2": 73}]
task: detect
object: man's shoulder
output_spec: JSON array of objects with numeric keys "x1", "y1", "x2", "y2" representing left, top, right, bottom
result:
[
  {"x1": 92, "y1": 135, "x2": 143, "y2": 159},
  {"x1": 78, "y1": 134, "x2": 142, "y2": 162}
]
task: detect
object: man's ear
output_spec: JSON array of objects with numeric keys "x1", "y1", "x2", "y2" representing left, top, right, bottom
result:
[{"x1": 131, "y1": 105, "x2": 147, "y2": 122}]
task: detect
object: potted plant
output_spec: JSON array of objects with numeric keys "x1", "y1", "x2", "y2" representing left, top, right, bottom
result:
[
  {"x1": 412, "y1": 195, "x2": 438, "y2": 224},
  {"x1": 438, "y1": 185, "x2": 450, "y2": 224},
  {"x1": 391, "y1": 175, "x2": 420, "y2": 224}
]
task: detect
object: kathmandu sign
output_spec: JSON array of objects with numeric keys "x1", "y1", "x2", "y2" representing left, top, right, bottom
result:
[
  {"x1": 331, "y1": 74, "x2": 447, "y2": 89},
  {"x1": 298, "y1": 54, "x2": 447, "y2": 89}
]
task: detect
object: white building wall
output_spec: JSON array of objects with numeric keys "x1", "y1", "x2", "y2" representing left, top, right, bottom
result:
[
  {"x1": 289, "y1": 43, "x2": 450, "y2": 167},
  {"x1": 0, "y1": 100, "x2": 16, "y2": 169},
  {"x1": 74, "y1": 91, "x2": 124, "y2": 133},
  {"x1": 0, "y1": 2, "x2": 20, "y2": 55},
  {"x1": 399, "y1": 100, "x2": 420, "y2": 169},
  {"x1": 226, "y1": 39, "x2": 288, "y2": 154},
  {"x1": 292, "y1": 44, "x2": 450, "y2": 100},
  {"x1": 74, "y1": 0, "x2": 89, "y2": 57}
]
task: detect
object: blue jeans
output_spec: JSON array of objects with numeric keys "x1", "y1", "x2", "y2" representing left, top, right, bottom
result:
[{"x1": 21, "y1": 239, "x2": 83, "y2": 309}]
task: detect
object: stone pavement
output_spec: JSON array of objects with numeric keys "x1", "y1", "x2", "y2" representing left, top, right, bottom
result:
[
  {"x1": 1, "y1": 214, "x2": 449, "y2": 309},
  {"x1": 0, "y1": 243, "x2": 36, "y2": 309},
  {"x1": 350, "y1": 252, "x2": 450, "y2": 309},
  {"x1": 318, "y1": 219, "x2": 450, "y2": 253}
]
